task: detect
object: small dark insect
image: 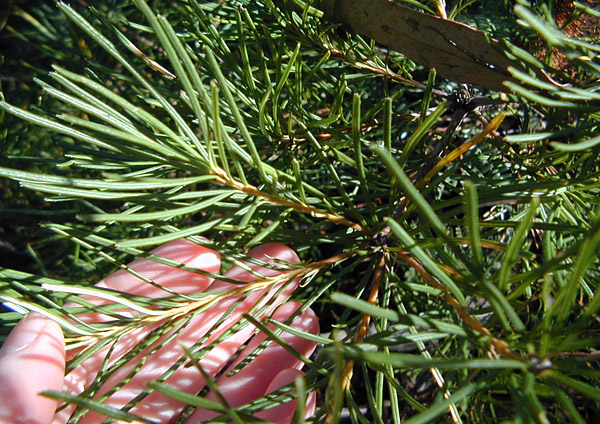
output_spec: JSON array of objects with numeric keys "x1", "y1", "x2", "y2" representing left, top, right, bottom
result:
[{"x1": 449, "y1": 83, "x2": 475, "y2": 110}]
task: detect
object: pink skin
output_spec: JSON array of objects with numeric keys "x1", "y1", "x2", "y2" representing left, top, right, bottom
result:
[
  {"x1": 189, "y1": 303, "x2": 319, "y2": 423},
  {"x1": 0, "y1": 314, "x2": 65, "y2": 424},
  {"x1": 0, "y1": 239, "x2": 318, "y2": 424}
]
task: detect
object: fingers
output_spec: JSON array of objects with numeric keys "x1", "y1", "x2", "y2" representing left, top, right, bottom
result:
[
  {"x1": 66, "y1": 242, "x2": 306, "y2": 424},
  {"x1": 68, "y1": 239, "x2": 221, "y2": 325},
  {"x1": 0, "y1": 313, "x2": 65, "y2": 424},
  {"x1": 95, "y1": 239, "x2": 221, "y2": 298},
  {"x1": 198, "y1": 243, "x2": 303, "y2": 348},
  {"x1": 58, "y1": 239, "x2": 221, "y2": 423},
  {"x1": 187, "y1": 302, "x2": 319, "y2": 424},
  {"x1": 208, "y1": 243, "x2": 300, "y2": 291},
  {"x1": 255, "y1": 368, "x2": 317, "y2": 424}
]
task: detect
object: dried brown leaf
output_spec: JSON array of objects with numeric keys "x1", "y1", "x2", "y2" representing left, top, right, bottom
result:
[{"x1": 315, "y1": 0, "x2": 521, "y2": 91}]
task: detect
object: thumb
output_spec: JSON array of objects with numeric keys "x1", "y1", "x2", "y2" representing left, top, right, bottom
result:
[{"x1": 0, "y1": 313, "x2": 66, "y2": 424}]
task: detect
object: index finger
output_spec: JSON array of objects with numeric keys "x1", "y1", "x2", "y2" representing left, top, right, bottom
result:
[
  {"x1": 95, "y1": 238, "x2": 221, "y2": 297},
  {"x1": 65, "y1": 239, "x2": 221, "y2": 324}
]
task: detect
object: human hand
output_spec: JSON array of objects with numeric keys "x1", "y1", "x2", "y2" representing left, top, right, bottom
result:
[{"x1": 0, "y1": 239, "x2": 319, "y2": 423}]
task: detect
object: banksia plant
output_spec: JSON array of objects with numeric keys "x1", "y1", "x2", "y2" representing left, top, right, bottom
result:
[{"x1": 1, "y1": 0, "x2": 600, "y2": 422}]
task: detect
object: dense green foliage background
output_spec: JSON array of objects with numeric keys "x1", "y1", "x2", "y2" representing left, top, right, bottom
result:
[{"x1": 2, "y1": 0, "x2": 600, "y2": 422}]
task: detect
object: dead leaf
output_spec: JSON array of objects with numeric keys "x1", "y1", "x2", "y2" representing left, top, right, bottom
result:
[{"x1": 312, "y1": 0, "x2": 522, "y2": 91}]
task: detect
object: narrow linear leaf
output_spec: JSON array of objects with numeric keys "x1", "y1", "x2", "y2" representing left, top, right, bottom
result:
[
  {"x1": 41, "y1": 391, "x2": 156, "y2": 423},
  {"x1": 498, "y1": 197, "x2": 540, "y2": 291},
  {"x1": 385, "y1": 218, "x2": 466, "y2": 305}
]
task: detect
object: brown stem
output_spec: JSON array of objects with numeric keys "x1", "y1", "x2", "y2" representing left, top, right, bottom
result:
[{"x1": 397, "y1": 252, "x2": 521, "y2": 361}]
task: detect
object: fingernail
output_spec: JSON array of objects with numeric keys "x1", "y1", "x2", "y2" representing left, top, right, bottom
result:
[{"x1": 0, "y1": 313, "x2": 46, "y2": 357}]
